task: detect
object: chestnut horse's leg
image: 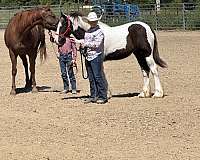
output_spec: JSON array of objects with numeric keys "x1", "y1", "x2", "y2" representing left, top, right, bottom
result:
[
  {"x1": 9, "y1": 49, "x2": 17, "y2": 95},
  {"x1": 19, "y1": 54, "x2": 31, "y2": 88},
  {"x1": 29, "y1": 53, "x2": 38, "y2": 93}
]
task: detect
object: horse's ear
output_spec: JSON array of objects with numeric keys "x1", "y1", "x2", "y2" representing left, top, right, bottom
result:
[
  {"x1": 41, "y1": 5, "x2": 50, "y2": 12},
  {"x1": 60, "y1": 10, "x2": 66, "y2": 18},
  {"x1": 41, "y1": 4, "x2": 49, "y2": 8}
]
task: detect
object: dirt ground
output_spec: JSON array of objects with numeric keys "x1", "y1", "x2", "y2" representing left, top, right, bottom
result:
[{"x1": 0, "y1": 30, "x2": 200, "y2": 160}]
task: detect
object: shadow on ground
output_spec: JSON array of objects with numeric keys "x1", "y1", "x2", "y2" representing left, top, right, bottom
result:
[
  {"x1": 62, "y1": 92, "x2": 139, "y2": 100},
  {"x1": 16, "y1": 86, "x2": 51, "y2": 94}
]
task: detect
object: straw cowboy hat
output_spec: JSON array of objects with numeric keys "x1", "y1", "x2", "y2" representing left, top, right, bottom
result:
[{"x1": 86, "y1": 12, "x2": 99, "y2": 22}]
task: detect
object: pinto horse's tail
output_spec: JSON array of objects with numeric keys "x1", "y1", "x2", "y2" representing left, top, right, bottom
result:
[
  {"x1": 152, "y1": 30, "x2": 167, "y2": 68},
  {"x1": 39, "y1": 26, "x2": 47, "y2": 63}
]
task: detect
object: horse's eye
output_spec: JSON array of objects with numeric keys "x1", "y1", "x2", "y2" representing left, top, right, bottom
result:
[{"x1": 60, "y1": 17, "x2": 65, "y2": 23}]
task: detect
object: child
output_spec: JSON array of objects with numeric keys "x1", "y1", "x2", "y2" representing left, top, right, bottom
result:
[{"x1": 50, "y1": 35, "x2": 77, "y2": 94}]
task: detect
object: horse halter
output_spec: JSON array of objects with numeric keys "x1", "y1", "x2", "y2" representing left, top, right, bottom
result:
[{"x1": 56, "y1": 16, "x2": 71, "y2": 37}]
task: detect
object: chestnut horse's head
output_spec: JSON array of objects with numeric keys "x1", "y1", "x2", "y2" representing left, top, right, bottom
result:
[{"x1": 40, "y1": 6, "x2": 59, "y2": 31}]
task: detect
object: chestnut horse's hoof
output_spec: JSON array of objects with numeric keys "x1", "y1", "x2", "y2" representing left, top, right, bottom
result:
[
  {"x1": 32, "y1": 87, "x2": 38, "y2": 93},
  {"x1": 10, "y1": 89, "x2": 16, "y2": 95}
]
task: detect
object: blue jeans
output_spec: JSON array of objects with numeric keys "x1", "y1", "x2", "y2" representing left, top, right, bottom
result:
[
  {"x1": 85, "y1": 54, "x2": 107, "y2": 100},
  {"x1": 59, "y1": 53, "x2": 76, "y2": 91}
]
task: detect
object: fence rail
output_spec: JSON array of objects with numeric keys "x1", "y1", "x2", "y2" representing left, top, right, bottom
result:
[{"x1": 0, "y1": 3, "x2": 200, "y2": 30}]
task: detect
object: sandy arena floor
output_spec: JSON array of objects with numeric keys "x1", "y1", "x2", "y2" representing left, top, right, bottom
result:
[{"x1": 0, "y1": 30, "x2": 200, "y2": 160}]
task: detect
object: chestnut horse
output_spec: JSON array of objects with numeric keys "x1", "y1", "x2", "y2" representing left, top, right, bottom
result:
[{"x1": 4, "y1": 6, "x2": 58, "y2": 95}]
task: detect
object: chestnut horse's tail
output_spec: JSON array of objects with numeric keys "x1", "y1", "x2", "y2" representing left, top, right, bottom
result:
[
  {"x1": 152, "y1": 30, "x2": 167, "y2": 68},
  {"x1": 39, "y1": 26, "x2": 47, "y2": 63}
]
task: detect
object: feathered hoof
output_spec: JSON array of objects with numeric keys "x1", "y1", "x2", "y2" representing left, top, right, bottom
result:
[
  {"x1": 32, "y1": 87, "x2": 38, "y2": 93},
  {"x1": 107, "y1": 89, "x2": 112, "y2": 99},
  {"x1": 10, "y1": 89, "x2": 16, "y2": 95},
  {"x1": 138, "y1": 91, "x2": 151, "y2": 98},
  {"x1": 152, "y1": 90, "x2": 164, "y2": 98}
]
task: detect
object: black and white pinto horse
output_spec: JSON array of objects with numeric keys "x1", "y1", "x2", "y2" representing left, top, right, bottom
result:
[{"x1": 55, "y1": 12, "x2": 167, "y2": 98}]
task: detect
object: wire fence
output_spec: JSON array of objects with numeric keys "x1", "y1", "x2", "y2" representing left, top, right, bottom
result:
[{"x1": 0, "y1": 3, "x2": 200, "y2": 30}]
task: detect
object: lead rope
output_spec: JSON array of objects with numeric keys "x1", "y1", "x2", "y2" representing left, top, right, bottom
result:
[
  {"x1": 48, "y1": 30, "x2": 59, "y2": 59},
  {"x1": 79, "y1": 46, "x2": 88, "y2": 79}
]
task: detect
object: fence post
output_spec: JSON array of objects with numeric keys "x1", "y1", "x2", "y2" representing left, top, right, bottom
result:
[
  {"x1": 182, "y1": 3, "x2": 186, "y2": 30},
  {"x1": 156, "y1": 0, "x2": 160, "y2": 11},
  {"x1": 77, "y1": 0, "x2": 79, "y2": 11},
  {"x1": 155, "y1": 4, "x2": 158, "y2": 31},
  {"x1": 9, "y1": 9, "x2": 11, "y2": 22},
  {"x1": 128, "y1": 4, "x2": 131, "y2": 22}
]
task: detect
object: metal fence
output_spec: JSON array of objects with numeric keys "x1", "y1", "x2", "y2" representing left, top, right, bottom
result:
[{"x1": 1, "y1": 3, "x2": 200, "y2": 30}]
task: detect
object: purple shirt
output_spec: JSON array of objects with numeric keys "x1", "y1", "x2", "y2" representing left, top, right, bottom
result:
[{"x1": 84, "y1": 25, "x2": 104, "y2": 61}]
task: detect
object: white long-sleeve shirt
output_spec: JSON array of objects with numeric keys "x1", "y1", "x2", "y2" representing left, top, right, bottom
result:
[{"x1": 84, "y1": 25, "x2": 104, "y2": 61}]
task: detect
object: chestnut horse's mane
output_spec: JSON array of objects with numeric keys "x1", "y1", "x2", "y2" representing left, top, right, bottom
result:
[{"x1": 11, "y1": 7, "x2": 43, "y2": 33}]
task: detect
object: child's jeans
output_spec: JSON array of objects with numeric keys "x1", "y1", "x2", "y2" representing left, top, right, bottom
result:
[{"x1": 59, "y1": 53, "x2": 76, "y2": 91}]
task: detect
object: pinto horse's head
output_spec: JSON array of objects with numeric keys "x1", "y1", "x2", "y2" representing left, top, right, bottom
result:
[
  {"x1": 54, "y1": 12, "x2": 73, "y2": 45},
  {"x1": 40, "y1": 6, "x2": 59, "y2": 31},
  {"x1": 55, "y1": 12, "x2": 88, "y2": 45}
]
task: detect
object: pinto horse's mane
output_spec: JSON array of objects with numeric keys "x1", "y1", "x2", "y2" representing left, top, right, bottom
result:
[
  {"x1": 68, "y1": 11, "x2": 110, "y2": 33},
  {"x1": 70, "y1": 11, "x2": 84, "y2": 18},
  {"x1": 70, "y1": 12, "x2": 110, "y2": 28}
]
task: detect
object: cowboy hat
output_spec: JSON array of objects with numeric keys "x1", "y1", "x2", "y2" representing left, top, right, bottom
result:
[{"x1": 86, "y1": 12, "x2": 99, "y2": 22}]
